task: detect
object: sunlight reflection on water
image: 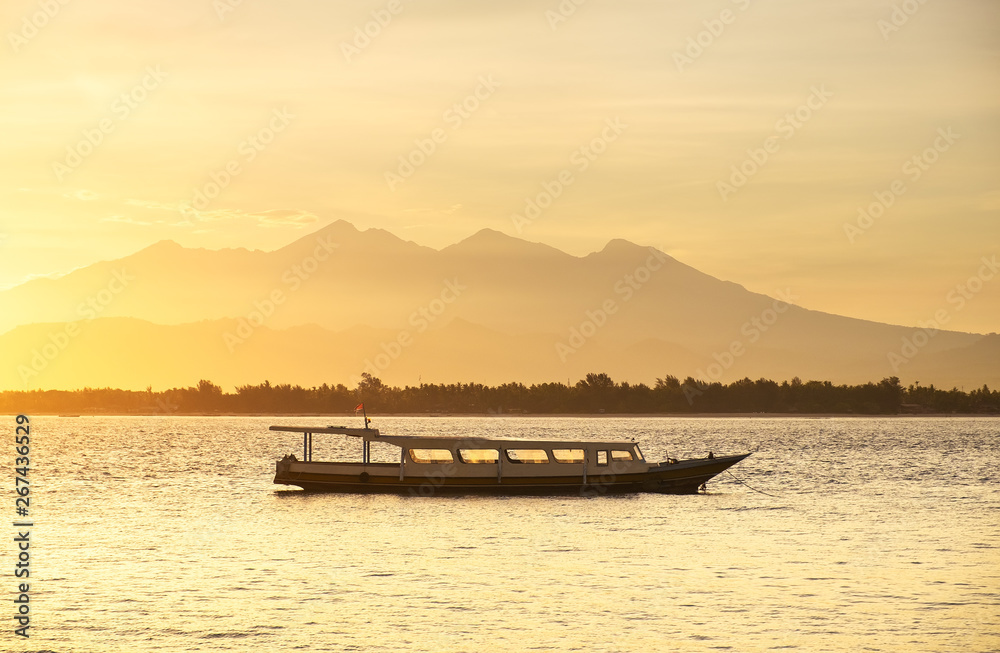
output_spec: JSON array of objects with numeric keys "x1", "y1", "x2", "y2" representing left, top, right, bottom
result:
[{"x1": 25, "y1": 416, "x2": 1000, "y2": 652}]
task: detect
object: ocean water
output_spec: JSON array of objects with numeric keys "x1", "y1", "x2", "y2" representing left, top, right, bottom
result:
[{"x1": 13, "y1": 416, "x2": 999, "y2": 652}]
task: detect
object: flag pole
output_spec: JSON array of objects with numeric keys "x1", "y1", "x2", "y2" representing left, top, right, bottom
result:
[
  {"x1": 364, "y1": 403, "x2": 370, "y2": 464},
  {"x1": 356, "y1": 402, "x2": 370, "y2": 464}
]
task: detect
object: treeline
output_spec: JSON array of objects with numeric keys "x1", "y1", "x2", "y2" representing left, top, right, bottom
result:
[{"x1": 1, "y1": 373, "x2": 998, "y2": 415}]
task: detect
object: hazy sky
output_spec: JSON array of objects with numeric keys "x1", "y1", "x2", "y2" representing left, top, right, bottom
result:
[{"x1": 1, "y1": 0, "x2": 997, "y2": 332}]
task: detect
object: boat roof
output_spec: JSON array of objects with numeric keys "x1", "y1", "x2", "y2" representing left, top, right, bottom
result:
[
  {"x1": 269, "y1": 425, "x2": 638, "y2": 449},
  {"x1": 270, "y1": 425, "x2": 377, "y2": 437}
]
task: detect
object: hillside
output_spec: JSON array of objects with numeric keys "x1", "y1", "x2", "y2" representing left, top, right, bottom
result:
[{"x1": 0, "y1": 221, "x2": 994, "y2": 390}]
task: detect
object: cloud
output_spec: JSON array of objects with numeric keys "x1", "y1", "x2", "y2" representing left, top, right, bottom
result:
[
  {"x1": 68, "y1": 189, "x2": 100, "y2": 201},
  {"x1": 100, "y1": 215, "x2": 154, "y2": 226},
  {"x1": 255, "y1": 209, "x2": 320, "y2": 227},
  {"x1": 172, "y1": 205, "x2": 319, "y2": 227},
  {"x1": 124, "y1": 198, "x2": 182, "y2": 211},
  {"x1": 16, "y1": 187, "x2": 100, "y2": 201},
  {"x1": 123, "y1": 198, "x2": 318, "y2": 228},
  {"x1": 402, "y1": 203, "x2": 464, "y2": 216}
]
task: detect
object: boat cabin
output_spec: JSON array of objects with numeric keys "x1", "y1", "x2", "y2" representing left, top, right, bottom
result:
[{"x1": 270, "y1": 424, "x2": 650, "y2": 480}]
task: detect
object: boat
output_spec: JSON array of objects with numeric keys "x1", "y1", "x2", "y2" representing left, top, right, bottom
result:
[{"x1": 270, "y1": 421, "x2": 751, "y2": 495}]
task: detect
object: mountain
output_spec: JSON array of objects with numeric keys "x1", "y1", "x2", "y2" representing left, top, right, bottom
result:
[{"x1": 0, "y1": 220, "x2": 995, "y2": 391}]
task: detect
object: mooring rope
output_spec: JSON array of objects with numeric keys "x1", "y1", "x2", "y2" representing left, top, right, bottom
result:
[{"x1": 724, "y1": 469, "x2": 780, "y2": 498}]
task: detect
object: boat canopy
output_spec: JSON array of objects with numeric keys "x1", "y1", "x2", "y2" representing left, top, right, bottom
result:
[
  {"x1": 269, "y1": 424, "x2": 637, "y2": 449},
  {"x1": 378, "y1": 435, "x2": 638, "y2": 449},
  {"x1": 269, "y1": 425, "x2": 378, "y2": 438}
]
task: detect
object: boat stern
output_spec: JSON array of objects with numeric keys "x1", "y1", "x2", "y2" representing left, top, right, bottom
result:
[{"x1": 274, "y1": 453, "x2": 298, "y2": 485}]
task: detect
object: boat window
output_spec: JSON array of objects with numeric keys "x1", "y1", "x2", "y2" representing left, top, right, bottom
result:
[
  {"x1": 596, "y1": 450, "x2": 608, "y2": 466},
  {"x1": 458, "y1": 448, "x2": 499, "y2": 464},
  {"x1": 611, "y1": 450, "x2": 634, "y2": 462},
  {"x1": 408, "y1": 449, "x2": 454, "y2": 464},
  {"x1": 633, "y1": 444, "x2": 644, "y2": 461},
  {"x1": 505, "y1": 449, "x2": 550, "y2": 464},
  {"x1": 552, "y1": 449, "x2": 585, "y2": 463}
]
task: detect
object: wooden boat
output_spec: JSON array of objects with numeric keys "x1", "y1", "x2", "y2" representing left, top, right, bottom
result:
[{"x1": 271, "y1": 423, "x2": 750, "y2": 495}]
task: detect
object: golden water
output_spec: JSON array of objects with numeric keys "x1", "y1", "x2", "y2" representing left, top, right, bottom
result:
[{"x1": 16, "y1": 416, "x2": 999, "y2": 652}]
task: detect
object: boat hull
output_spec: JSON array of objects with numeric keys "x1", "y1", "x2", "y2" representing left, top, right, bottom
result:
[{"x1": 273, "y1": 454, "x2": 750, "y2": 496}]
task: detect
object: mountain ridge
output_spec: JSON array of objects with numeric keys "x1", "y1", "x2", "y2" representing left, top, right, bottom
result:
[{"x1": 0, "y1": 219, "x2": 993, "y2": 390}]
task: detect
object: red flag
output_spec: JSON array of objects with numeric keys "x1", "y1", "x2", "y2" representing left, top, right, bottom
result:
[{"x1": 355, "y1": 403, "x2": 364, "y2": 411}]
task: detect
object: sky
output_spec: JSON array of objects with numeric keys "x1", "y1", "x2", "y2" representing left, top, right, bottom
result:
[{"x1": 1, "y1": 0, "x2": 998, "y2": 333}]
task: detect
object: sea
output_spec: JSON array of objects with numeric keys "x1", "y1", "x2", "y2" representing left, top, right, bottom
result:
[{"x1": 12, "y1": 416, "x2": 999, "y2": 652}]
